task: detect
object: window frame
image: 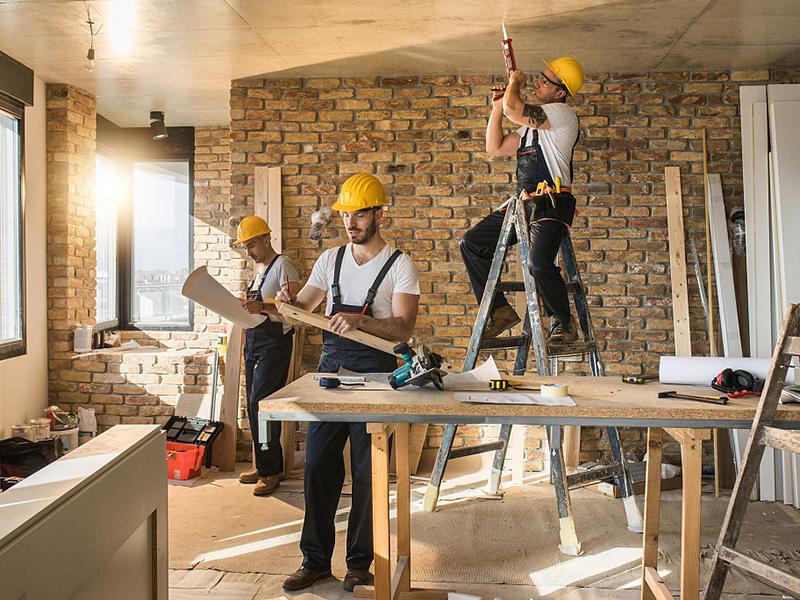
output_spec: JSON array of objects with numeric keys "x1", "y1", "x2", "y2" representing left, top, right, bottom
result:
[
  {"x1": 0, "y1": 94, "x2": 26, "y2": 361},
  {"x1": 94, "y1": 148, "x2": 120, "y2": 332},
  {"x1": 119, "y1": 155, "x2": 195, "y2": 332}
]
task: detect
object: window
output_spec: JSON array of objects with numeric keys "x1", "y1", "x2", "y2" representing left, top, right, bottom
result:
[
  {"x1": 0, "y1": 102, "x2": 24, "y2": 360},
  {"x1": 128, "y1": 160, "x2": 192, "y2": 328},
  {"x1": 95, "y1": 153, "x2": 118, "y2": 329}
]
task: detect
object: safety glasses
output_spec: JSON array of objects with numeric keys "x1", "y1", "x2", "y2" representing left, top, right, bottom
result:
[{"x1": 539, "y1": 72, "x2": 568, "y2": 92}]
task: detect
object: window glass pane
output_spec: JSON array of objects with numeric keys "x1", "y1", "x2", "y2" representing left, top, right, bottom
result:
[
  {"x1": 0, "y1": 109, "x2": 22, "y2": 346},
  {"x1": 95, "y1": 154, "x2": 118, "y2": 326},
  {"x1": 131, "y1": 161, "x2": 191, "y2": 327}
]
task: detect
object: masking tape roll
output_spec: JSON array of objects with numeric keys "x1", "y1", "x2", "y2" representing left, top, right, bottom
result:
[{"x1": 541, "y1": 383, "x2": 569, "y2": 398}]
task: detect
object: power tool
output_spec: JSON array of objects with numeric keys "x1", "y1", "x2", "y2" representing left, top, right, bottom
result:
[{"x1": 389, "y1": 342, "x2": 447, "y2": 390}]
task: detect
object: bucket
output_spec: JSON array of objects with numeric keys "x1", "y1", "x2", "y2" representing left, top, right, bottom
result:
[
  {"x1": 74, "y1": 325, "x2": 93, "y2": 353},
  {"x1": 52, "y1": 427, "x2": 79, "y2": 454}
]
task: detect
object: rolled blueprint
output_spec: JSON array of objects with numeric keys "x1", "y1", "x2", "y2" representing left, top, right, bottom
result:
[
  {"x1": 659, "y1": 356, "x2": 795, "y2": 385},
  {"x1": 181, "y1": 266, "x2": 267, "y2": 329}
]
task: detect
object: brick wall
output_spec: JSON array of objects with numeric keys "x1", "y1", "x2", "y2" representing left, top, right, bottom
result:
[
  {"x1": 229, "y1": 68, "x2": 800, "y2": 468},
  {"x1": 46, "y1": 84, "x2": 98, "y2": 405}
]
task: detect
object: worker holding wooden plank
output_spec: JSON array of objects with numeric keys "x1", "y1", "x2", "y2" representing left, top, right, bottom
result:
[
  {"x1": 461, "y1": 57, "x2": 584, "y2": 347},
  {"x1": 235, "y1": 216, "x2": 301, "y2": 496},
  {"x1": 274, "y1": 174, "x2": 420, "y2": 593}
]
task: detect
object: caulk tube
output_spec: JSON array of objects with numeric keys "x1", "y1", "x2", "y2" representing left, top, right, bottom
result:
[{"x1": 501, "y1": 22, "x2": 517, "y2": 75}]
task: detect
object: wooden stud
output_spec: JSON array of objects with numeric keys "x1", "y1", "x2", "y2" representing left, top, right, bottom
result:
[
  {"x1": 213, "y1": 324, "x2": 242, "y2": 471},
  {"x1": 641, "y1": 428, "x2": 663, "y2": 600},
  {"x1": 408, "y1": 423, "x2": 428, "y2": 475},
  {"x1": 563, "y1": 425, "x2": 581, "y2": 470},
  {"x1": 643, "y1": 566, "x2": 675, "y2": 600},
  {"x1": 395, "y1": 424, "x2": 412, "y2": 595},
  {"x1": 371, "y1": 428, "x2": 391, "y2": 600},
  {"x1": 254, "y1": 166, "x2": 282, "y2": 252},
  {"x1": 281, "y1": 325, "x2": 305, "y2": 478},
  {"x1": 665, "y1": 167, "x2": 692, "y2": 357},
  {"x1": 664, "y1": 427, "x2": 711, "y2": 446},
  {"x1": 680, "y1": 435, "x2": 703, "y2": 600}
]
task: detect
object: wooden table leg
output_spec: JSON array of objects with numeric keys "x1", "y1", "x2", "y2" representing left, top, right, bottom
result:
[
  {"x1": 680, "y1": 430, "x2": 703, "y2": 600},
  {"x1": 369, "y1": 423, "x2": 392, "y2": 600},
  {"x1": 396, "y1": 423, "x2": 411, "y2": 594},
  {"x1": 641, "y1": 427, "x2": 663, "y2": 600}
]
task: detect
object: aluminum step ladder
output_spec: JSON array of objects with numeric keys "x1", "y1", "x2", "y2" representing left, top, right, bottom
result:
[{"x1": 423, "y1": 194, "x2": 643, "y2": 555}]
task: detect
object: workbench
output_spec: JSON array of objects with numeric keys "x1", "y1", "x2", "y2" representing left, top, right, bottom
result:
[{"x1": 259, "y1": 374, "x2": 800, "y2": 600}]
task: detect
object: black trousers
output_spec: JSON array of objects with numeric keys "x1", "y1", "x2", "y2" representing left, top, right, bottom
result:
[
  {"x1": 244, "y1": 332, "x2": 293, "y2": 477},
  {"x1": 299, "y1": 346, "x2": 397, "y2": 572},
  {"x1": 460, "y1": 209, "x2": 571, "y2": 320}
]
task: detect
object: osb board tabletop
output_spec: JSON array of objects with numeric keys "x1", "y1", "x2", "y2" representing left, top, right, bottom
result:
[{"x1": 259, "y1": 373, "x2": 800, "y2": 429}]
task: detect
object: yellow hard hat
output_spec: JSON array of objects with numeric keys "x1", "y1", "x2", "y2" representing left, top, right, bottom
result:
[
  {"x1": 331, "y1": 174, "x2": 387, "y2": 212},
  {"x1": 544, "y1": 56, "x2": 584, "y2": 97},
  {"x1": 234, "y1": 216, "x2": 271, "y2": 245}
]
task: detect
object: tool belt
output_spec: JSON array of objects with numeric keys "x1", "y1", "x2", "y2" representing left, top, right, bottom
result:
[{"x1": 524, "y1": 180, "x2": 576, "y2": 226}]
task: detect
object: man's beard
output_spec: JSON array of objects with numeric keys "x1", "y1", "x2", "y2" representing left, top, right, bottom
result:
[{"x1": 348, "y1": 219, "x2": 377, "y2": 245}]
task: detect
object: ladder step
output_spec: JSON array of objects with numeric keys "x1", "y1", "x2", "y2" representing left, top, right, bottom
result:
[
  {"x1": 449, "y1": 440, "x2": 505, "y2": 460},
  {"x1": 759, "y1": 426, "x2": 800, "y2": 453},
  {"x1": 496, "y1": 282, "x2": 526, "y2": 292},
  {"x1": 718, "y1": 545, "x2": 800, "y2": 597},
  {"x1": 480, "y1": 336, "x2": 529, "y2": 350},
  {"x1": 784, "y1": 335, "x2": 800, "y2": 356},
  {"x1": 548, "y1": 341, "x2": 598, "y2": 358},
  {"x1": 567, "y1": 464, "x2": 622, "y2": 487}
]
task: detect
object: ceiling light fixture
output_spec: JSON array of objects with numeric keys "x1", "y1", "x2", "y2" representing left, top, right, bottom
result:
[
  {"x1": 84, "y1": 4, "x2": 101, "y2": 72},
  {"x1": 149, "y1": 111, "x2": 168, "y2": 141}
]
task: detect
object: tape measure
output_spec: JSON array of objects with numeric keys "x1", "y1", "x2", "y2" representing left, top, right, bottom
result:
[{"x1": 489, "y1": 379, "x2": 510, "y2": 390}]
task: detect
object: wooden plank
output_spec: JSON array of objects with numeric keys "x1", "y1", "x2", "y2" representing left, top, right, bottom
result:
[
  {"x1": 563, "y1": 425, "x2": 581, "y2": 469},
  {"x1": 643, "y1": 566, "x2": 674, "y2": 600},
  {"x1": 665, "y1": 167, "x2": 692, "y2": 357},
  {"x1": 784, "y1": 336, "x2": 800, "y2": 356},
  {"x1": 213, "y1": 324, "x2": 242, "y2": 471},
  {"x1": 718, "y1": 545, "x2": 800, "y2": 597},
  {"x1": 395, "y1": 424, "x2": 411, "y2": 596},
  {"x1": 760, "y1": 426, "x2": 800, "y2": 453},
  {"x1": 254, "y1": 166, "x2": 282, "y2": 252},
  {"x1": 277, "y1": 301, "x2": 399, "y2": 355},
  {"x1": 280, "y1": 326, "x2": 305, "y2": 478},
  {"x1": 664, "y1": 427, "x2": 711, "y2": 446},
  {"x1": 680, "y1": 437, "x2": 703, "y2": 600},
  {"x1": 408, "y1": 423, "x2": 427, "y2": 476},
  {"x1": 641, "y1": 428, "x2": 663, "y2": 600},
  {"x1": 708, "y1": 174, "x2": 742, "y2": 358},
  {"x1": 371, "y1": 429, "x2": 392, "y2": 600}
]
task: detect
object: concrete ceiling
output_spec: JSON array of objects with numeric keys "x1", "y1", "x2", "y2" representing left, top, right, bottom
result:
[{"x1": 1, "y1": 0, "x2": 798, "y2": 127}]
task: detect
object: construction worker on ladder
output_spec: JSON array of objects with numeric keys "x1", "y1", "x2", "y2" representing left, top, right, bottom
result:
[{"x1": 460, "y1": 57, "x2": 584, "y2": 348}]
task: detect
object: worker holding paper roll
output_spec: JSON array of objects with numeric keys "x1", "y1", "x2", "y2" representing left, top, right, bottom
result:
[
  {"x1": 461, "y1": 55, "x2": 584, "y2": 348},
  {"x1": 275, "y1": 174, "x2": 420, "y2": 593},
  {"x1": 235, "y1": 215, "x2": 301, "y2": 496}
]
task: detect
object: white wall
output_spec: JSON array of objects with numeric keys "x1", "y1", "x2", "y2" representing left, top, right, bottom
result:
[{"x1": 0, "y1": 76, "x2": 48, "y2": 437}]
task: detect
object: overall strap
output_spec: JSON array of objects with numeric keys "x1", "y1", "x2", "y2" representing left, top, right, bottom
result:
[
  {"x1": 251, "y1": 253, "x2": 281, "y2": 292},
  {"x1": 363, "y1": 250, "x2": 403, "y2": 310},
  {"x1": 331, "y1": 245, "x2": 347, "y2": 306}
]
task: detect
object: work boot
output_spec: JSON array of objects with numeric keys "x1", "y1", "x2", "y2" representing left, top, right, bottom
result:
[
  {"x1": 548, "y1": 315, "x2": 578, "y2": 348},
  {"x1": 483, "y1": 305, "x2": 521, "y2": 339},
  {"x1": 238, "y1": 468, "x2": 259, "y2": 484},
  {"x1": 253, "y1": 475, "x2": 280, "y2": 496},
  {"x1": 282, "y1": 566, "x2": 333, "y2": 591},
  {"x1": 343, "y1": 569, "x2": 373, "y2": 592}
]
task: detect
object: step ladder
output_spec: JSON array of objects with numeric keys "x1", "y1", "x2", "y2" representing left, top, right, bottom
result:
[
  {"x1": 423, "y1": 195, "x2": 643, "y2": 555},
  {"x1": 702, "y1": 303, "x2": 800, "y2": 600}
]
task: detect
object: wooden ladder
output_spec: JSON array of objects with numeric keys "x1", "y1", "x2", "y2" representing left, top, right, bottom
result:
[{"x1": 701, "y1": 302, "x2": 800, "y2": 600}]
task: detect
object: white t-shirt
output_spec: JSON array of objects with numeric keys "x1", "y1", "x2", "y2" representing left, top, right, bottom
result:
[
  {"x1": 307, "y1": 243, "x2": 420, "y2": 319},
  {"x1": 249, "y1": 255, "x2": 301, "y2": 333},
  {"x1": 516, "y1": 102, "x2": 579, "y2": 187}
]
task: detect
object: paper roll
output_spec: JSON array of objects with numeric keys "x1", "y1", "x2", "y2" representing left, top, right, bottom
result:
[
  {"x1": 181, "y1": 266, "x2": 267, "y2": 329},
  {"x1": 659, "y1": 356, "x2": 795, "y2": 385},
  {"x1": 541, "y1": 383, "x2": 569, "y2": 397}
]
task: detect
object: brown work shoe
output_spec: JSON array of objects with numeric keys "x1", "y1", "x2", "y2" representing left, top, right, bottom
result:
[
  {"x1": 343, "y1": 569, "x2": 373, "y2": 592},
  {"x1": 253, "y1": 475, "x2": 280, "y2": 496},
  {"x1": 483, "y1": 305, "x2": 521, "y2": 339},
  {"x1": 238, "y1": 468, "x2": 259, "y2": 484},
  {"x1": 282, "y1": 566, "x2": 332, "y2": 591},
  {"x1": 548, "y1": 315, "x2": 579, "y2": 348}
]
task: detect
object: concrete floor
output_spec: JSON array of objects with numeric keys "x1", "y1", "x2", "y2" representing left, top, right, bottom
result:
[{"x1": 168, "y1": 463, "x2": 800, "y2": 599}]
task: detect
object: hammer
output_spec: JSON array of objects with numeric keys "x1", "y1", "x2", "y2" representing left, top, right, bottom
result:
[{"x1": 658, "y1": 390, "x2": 729, "y2": 405}]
